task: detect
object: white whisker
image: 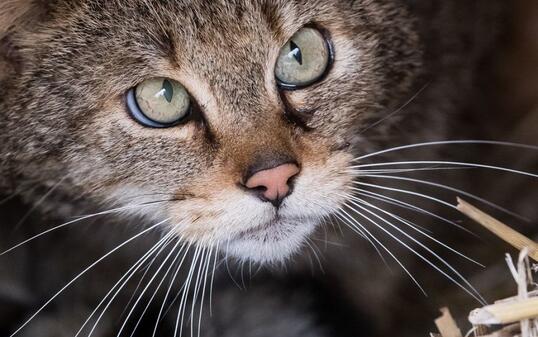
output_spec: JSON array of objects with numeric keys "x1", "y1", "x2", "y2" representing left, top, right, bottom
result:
[
  {"x1": 348, "y1": 166, "x2": 469, "y2": 175},
  {"x1": 353, "y1": 182, "x2": 476, "y2": 236},
  {"x1": 81, "y1": 232, "x2": 176, "y2": 337},
  {"x1": 13, "y1": 177, "x2": 66, "y2": 230},
  {"x1": 346, "y1": 199, "x2": 486, "y2": 304},
  {"x1": 9, "y1": 219, "x2": 169, "y2": 337},
  {"x1": 349, "y1": 195, "x2": 483, "y2": 266},
  {"x1": 175, "y1": 245, "x2": 202, "y2": 337},
  {"x1": 352, "y1": 160, "x2": 538, "y2": 179},
  {"x1": 120, "y1": 236, "x2": 172, "y2": 319},
  {"x1": 358, "y1": 174, "x2": 528, "y2": 221},
  {"x1": 359, "y1": 83, "x2": 429, "y2": 134},
  {"x1": 354, "y1": 140, "x2": 538, "y2": 162},
  {"x1": 224, "y1": 239, "x2": 243, "y2": 290},
  {"x1": 335, "y1": 210, "x2": 384, "y2": 261},
  {"x1": 335, "y1": 209, "x2": 394, "y2": 271},
  {"x1": 127, "y1": 241, "x2": 189, "y2": 337},
  {"x1": 335, "y1": 209, "x2": 426, "y2": 294},
  {"x1": 209, "y1": 243, "x2": 219, "y2": 317},
  {"x1": 354, "y1": 189, "x2": 464, "y2": 232},
  {"x1": 1, "y1": 203, "x2": 170, "y2": 257},
  {"x1": 189, "y1": 248, "x2": 208, "y2": 337},
  {"x1": 151, "y1": 242, "x2": 193, "y2": 337},
  {"x1": 305, "y1": 238, "x2": 324, "y2": 273},
  {"x1": 197, "y1": 247, "x2": 214, "y2": 337},
  {"x1": 115, "y1": 239, "x2": 184, "y2": 337}
]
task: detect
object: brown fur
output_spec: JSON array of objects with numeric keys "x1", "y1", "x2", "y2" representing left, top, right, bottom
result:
[
  {"x1": 0, "y1": 0, "x2": 423, "y2": 248},
  {"x1": 0, "y1": 1, "x2": 510, "y2": 336}
]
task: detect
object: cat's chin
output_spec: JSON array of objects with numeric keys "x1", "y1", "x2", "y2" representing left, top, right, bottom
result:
[{"x1": 224, "y1": 218, "x2": 319, "y2": 264}]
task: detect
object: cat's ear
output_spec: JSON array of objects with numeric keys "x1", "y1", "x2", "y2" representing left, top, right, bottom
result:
[{"x1": 0, "y1": 0, "x2": 44, "y2": 38}]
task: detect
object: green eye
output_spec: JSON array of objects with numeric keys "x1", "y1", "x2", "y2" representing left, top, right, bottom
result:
[
  {"x1": 127, "y1": 77, "x2": 191, "y2": 128},
  {"x1": 275, "y1": 27, "x2": 332, "y2": 89}
]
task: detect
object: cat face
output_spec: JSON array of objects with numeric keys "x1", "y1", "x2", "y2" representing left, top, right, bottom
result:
[{"x1": 1, "y1": 0, "x2": 421, "y2": 263}]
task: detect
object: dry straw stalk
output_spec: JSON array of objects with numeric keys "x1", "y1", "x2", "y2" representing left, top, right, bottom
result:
[{"x1": 456, "y1": 198, "x2": 538, "y2": 261}]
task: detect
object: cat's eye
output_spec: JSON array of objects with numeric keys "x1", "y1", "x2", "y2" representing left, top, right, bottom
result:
[
  {"x1": 126, "y1": 77, "x2": 191, "y2": 128},
  {"x1": 275, "y1": 27, "x2": 332, "y2": 90}
]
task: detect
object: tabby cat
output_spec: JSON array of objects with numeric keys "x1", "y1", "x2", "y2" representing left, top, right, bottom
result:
[{"x1": 2, "y1": 1, "x2": 534, "y2": 337}]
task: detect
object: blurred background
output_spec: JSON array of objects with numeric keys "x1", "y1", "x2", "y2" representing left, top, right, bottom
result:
[{"x1": 405, "y1": 0, "x2": 538, "y2": 334}]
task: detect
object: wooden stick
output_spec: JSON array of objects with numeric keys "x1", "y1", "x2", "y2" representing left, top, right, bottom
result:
[
  {"x1": 436, "y1": 307, "x2": 463, "y2": 337},
  {"x1": 473, "y1": 325, "x2": 489, "y2": 336},
  {"x1": 469, "y1": 297, "x2": 538, "y2": 325},
  {"x1": 456, "y1": 198, "x2": 538, "y2": 261}
]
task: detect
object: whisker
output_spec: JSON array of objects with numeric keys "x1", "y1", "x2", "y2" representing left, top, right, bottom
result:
[
  {"x1": 346, "y1": 199, "x2": 486, "y2": 304},
  {"x1": 320, "y1": 217, "x2": 330, "y2": 250},
  {"x1": 13, "y1": 177, "x2": 66, "y2": 230},
  {"x1": 209, "y1": 243, "x2": 219, "y2": 317},
  {"x1": 349, "y1": 195, "x2": 483, "y2": 267},
  {"x1": 335, "y1": 209, "x2": 393, "y2": 272},
  {"x1": 120, "y1": 236, "x2": 172, "y2": 320},
  {"x1": 0, "y1": 202, "x2": 172, "y2": 256},
  {"x1": 355, "y1": 189, "x2": 466, "y2": 232},
  {"x1": 305, "y1": 238, "x2": 324, "y2": 273},
  {"x1": 248, "y1": 260, "x2": 253, "y2": 282},
  {"x1": 354, "y1": 140, "x2": 538, "y2": 162},
  {"x1": 155, "y1": 260, "x2": 194, "y2": 327},
  {"x1": 335, "y1": 209, "x2": 425, "y2": 294},
  {"x1": 240, "y1": 259, "x2": 247, "y2": 290},
  {"x1": 151, "y1": 242, "x2": 193, "y2": 337},
  {"x1": 358, "y1": 174, "x2": 528, "y2": 221},
  {"x1": 127, "y1": 241, "x2": 189, "y2": 337},
  {"x1": 189, "y1": 248, "x2": 208, "y2": 337},
  {"x1": 9, "y1": 218, "x2": 169, "y2": 337},
  {"x1": 0, "y1": 188, "x2": 29, "y2": 206},
  {"x1": 348, "y1": 166, "x2": 470, "y2": 175},
  {"x1": 175, "y1": 245, "x2": 202, "y2": 337},
  {"x1": 80, "y1": 232, "x2": 176, "y2": 337},
  {"x1": 158, "y1": 247, "x2": 210, "y2": 325},
  {"x1": 115, "y1": 239, "x2": 184, "y2": 337},
  {"x1": 311, "y1": 237, "x2": 347, "y2": 247},
  {"x1": 353, "y1": 182, "x2": 476, "y2": 235},
  {"x1": 352, "y1": 160, "x2": 538, "y2": 179},
  {"x1": 359, "y1": 82, "x2": 429, "y2": 134},
  {"x1": 197, "y1": 247, "x2": 214, "y2": 337},
  {"x1": 328, "y1": 214, "x2": 346, "y2": 238},
  {"x1": 224, "y1": 239, "x2": 243, "y2": 290}
]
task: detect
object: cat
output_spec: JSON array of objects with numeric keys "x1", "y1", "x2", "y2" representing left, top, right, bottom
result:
[{"x1": 2, "y1": 1, "x2": 534, "y2": 337}]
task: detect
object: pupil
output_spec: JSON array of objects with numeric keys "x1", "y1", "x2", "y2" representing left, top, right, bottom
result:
[
  {"x1": 162, "y1": 79, "x2": 174, "y2": 103},
  {"x1": 288, "y1": 40, "x2": 303, "y2": 65}
]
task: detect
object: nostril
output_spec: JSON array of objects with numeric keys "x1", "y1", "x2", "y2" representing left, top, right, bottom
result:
[
  {"x1": 286, "y1": 170, "x2": 299, "y2": 187},
  {"x1": 243, "y1": 162, "x2": 301, "y2": 205},
  {"x1": 250, "y1": 185, "x2": 268, "y2": 194}
]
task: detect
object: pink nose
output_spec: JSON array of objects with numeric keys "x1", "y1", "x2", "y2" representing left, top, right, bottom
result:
[{"x1": 245, "y1": 163, "x2": 300, "y2": 205}]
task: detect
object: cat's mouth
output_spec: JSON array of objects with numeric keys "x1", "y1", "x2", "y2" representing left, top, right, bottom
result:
[
  {"x1": 225, "y1": 215, "x2": 320, "y2": 263},
  {"x1": 234, "y1": 214, "x2": 288, "y2": 240}
]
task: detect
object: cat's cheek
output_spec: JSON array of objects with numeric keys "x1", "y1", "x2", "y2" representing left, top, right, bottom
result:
[{"x1": 283, "y1": 160, "x2": 353, "y2": 218}]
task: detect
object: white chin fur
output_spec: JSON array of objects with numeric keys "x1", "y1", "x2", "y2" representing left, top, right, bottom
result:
[{"x1": 224, "y1": 218, "x2": 318, "y2": 264}]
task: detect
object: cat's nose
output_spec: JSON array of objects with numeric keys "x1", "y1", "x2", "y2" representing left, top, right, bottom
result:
[{"x1": 244, "y1": 162, "x2": 300, "y2": 207}]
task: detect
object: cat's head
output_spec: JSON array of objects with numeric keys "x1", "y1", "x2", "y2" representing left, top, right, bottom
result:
[{"x1": 0, "y1": 0, "x2": 421, "y2": 263}]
